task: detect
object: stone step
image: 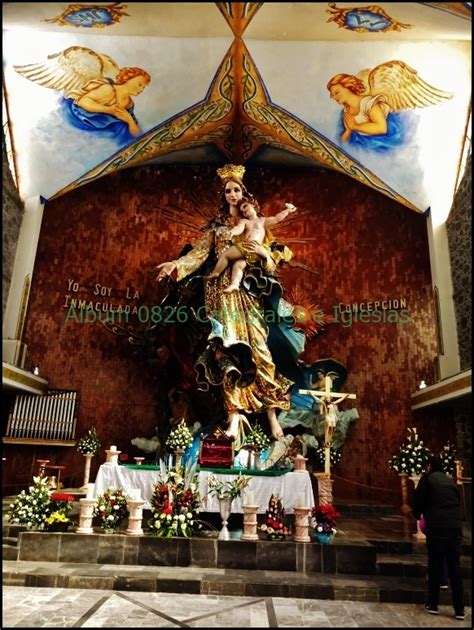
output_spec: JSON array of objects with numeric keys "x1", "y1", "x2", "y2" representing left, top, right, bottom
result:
[
  {"x1": 377, "y1": 554, "x2": 472, "y2": 578},
  {"x1": 2, "y1": 560, "x2": 471, "y2": 605},
  {"x1": 3, "y1": 545, "x2": 18, "y2": 561},
  {"x1": 3, "y1": 536, "x2": 18, "y2": 547}
]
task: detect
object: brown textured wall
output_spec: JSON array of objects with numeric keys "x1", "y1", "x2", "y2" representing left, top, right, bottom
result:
[
  {"x1": 2, "y1": 136, "x2": 23, "y2": 317},
  {"x1": 447, "y1": 152, "x2": 472, "y2": 372},
  {"x1": 4, "y1": 165, "x2": 456, "y2": 503}
]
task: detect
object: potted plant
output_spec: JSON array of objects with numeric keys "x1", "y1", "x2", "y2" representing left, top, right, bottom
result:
[
  {"x1": 439, "y1": 441, "x2": 457, "y2": 476},
  {"x1": 5, "y1": 475, "x2": 54, "y2": 530},
  {"x1": 165, "y1": 420, "x2": 193, "y2": 467},
  {"x1": 93, "y1": 488, "x2": 129, "y2": 533},
  {"x1": 207, "y1": 473, "x2": 251, "y2": 540},
  {"x1": 311, "y1": 503, "x2": 340, "y2": 544},
  {"x1": 388, "y1": 427, "x2": 432, "y2": 478},
  {"x1": 46, "y1": 492, "x2": 75, "y2": 531},
  {"x1": 148, "y1": 460, "x2": 202, "y2": 538},
  {"x1": 244, "y1": 423, "x2": 270, "y2": 469},
  {"x1": 77, "y1": 426, "x2": 101, "y2": 455}
]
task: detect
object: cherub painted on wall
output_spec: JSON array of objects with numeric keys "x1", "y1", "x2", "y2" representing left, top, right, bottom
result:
[
  {"x1": 327, "y1": 60, "x2": 452, "y2": 152},
  {"x1": 14, "y1": 46, "x2": 150, "y2": 145}
]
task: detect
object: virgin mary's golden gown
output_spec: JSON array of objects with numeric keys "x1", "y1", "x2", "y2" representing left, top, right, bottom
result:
[{"x1": 175, "y1": 225, "x2": 291, "y2": 415}]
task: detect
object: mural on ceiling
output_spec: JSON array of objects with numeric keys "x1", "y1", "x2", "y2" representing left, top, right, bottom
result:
[
  {"x1": 326, "y1": 60, "x2": 452, "y2": 153},
  {"x1": 326, "y1": 4, "x2": 413, "y2": 33},
  {"x1": 52, "y1": 39, "x2": 412, "y2": 212},
  {"x1": 44, "y1": 3, "x2": 129, "y2": 28},
  {"x1": 14, "y1": 46, "x2": 151, "y2": 146},
  {"x1": 2, "y1": 2, "x2": 470, "y2": 213}
]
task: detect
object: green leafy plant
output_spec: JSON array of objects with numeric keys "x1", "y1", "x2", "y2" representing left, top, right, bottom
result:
[
  {"x1": 207, "y1": 472, "x2": 251, "y2": 500},
  {"x1": 77, "y1": 426, "x2": 101, "y2": 455}
]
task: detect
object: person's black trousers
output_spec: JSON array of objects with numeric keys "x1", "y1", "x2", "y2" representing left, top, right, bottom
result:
[{"x1": 426, "y1": 527, "x2": 464, "y2": 613}]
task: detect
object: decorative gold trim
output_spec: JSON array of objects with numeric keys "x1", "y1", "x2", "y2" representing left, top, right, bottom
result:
[
  {"x1": 411, "y1": 374, "x2": 471, "y2": 405},
  {"x1": 2, "y1": 438, "x2": 76, "y2": 446}
]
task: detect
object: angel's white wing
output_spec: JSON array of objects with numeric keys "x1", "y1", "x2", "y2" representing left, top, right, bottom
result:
[
  {"x1": 366, "y1": 60, "x2": 452, "y2": 112},
  {"x1": 14, "y1": 46, "x2": 119, "y2": 93}
]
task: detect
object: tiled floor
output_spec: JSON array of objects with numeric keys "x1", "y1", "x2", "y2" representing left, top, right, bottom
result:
[{"x1": 2, "y1": 587, "x2": 471, "y2": 628}]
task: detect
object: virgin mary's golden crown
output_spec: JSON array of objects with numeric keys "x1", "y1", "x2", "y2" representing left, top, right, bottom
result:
[{"x1": 216, "y1": 164, "x2": 245, "y2": 183}]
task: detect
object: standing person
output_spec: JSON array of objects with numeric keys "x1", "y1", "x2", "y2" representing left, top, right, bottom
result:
[
  {"x1": 155, "y1": 164, "x2": 303, "y2": 443},
  {"x1": 413, "y1": 455, "x2": 465, "y2": 620}
]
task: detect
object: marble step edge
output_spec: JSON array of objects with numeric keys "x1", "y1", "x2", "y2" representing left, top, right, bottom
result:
[{"x1": 2, "y1": 564, "x2": 471, "y2": 604}]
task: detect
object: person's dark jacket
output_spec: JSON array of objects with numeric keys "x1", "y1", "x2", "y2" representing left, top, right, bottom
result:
[{"x1": 413, "y1": 471, "x2": 462, "y2": 529}]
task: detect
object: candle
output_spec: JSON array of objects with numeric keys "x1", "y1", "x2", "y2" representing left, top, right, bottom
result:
[
  {"x1": 297, "y1": 491, "x2": 306, "y2": 507},
  {"x1": 110, "y1": 445, "x2": 117, "y2": 451},
  {"x1": 130, "y1": 488, "x2": 141, "y2": 501},
  {"x1": 86, "y1": 483, "x2": 95, "y2": 499},
  {"x1": 245, "y1": 490, "x2": 255, "y2": 506}
]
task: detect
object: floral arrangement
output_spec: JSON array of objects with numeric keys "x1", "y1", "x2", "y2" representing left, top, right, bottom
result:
[
  {"x1": 207, "y1": 472, "x2": 251, "y2": 500},
  {"x1": 311, "y1": 503, "x2": 340, "y2": 537},
  {"x1": 244, "y1": 423, "x2": 271, "y2": 452},
  {"x1": 314, "y1": 446, "x2": 341, "y2": 467},
  {"x1": 148, "y1": 460, "x2": 201, "y2": 537},
  {"x1": 259, "y1": 494, "x2": 290, "y2": 540},
  {"x1": 165, "y1": 420, "x2": 193, "y2": 451},
  {"x1": 6, "y1": 476, "x2": 55, "y2": 530},
  {"x1": 439, "y1": 441, "x2": 457, "y2": 476},
  {"x1": 47, "y1": 492, "x2": 75, "y2": 527},
  {"x1": 388, "y1": 427, "x2": 432, "y2": 476},
  {"x1": 77, "y1": 426, "x2": 101, "y2": 455},
  {"x1": 93, "y1": 488, "x2": 129, "y2": 531}
]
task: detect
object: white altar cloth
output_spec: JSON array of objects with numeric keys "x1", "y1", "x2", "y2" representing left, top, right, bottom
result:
[{"x1": 93, "y1": 464, "x2": 315, "y2": 513}]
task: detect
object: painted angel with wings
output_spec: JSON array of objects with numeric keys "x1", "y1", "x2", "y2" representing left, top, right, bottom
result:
[
  {"x1": 14, "y1": 46, "x2": 151, "y2": 144},
  {"x1": 327, "y1": 60, "x2": 452, "y2": 152}
]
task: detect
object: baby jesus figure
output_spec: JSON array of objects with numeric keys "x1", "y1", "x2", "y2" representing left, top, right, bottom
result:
[{"x1": 205, "y1": 198, "x2": 297, "y2": 293}]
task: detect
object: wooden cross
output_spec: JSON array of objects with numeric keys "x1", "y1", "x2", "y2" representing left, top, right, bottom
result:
[{"x1": 299, "y1": 376, "x2": 356, "y2": 475}]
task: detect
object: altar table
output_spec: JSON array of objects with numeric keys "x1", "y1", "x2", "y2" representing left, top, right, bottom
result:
[{"x1": 93, "y1": 463, "x2": 315, "y2": 513}]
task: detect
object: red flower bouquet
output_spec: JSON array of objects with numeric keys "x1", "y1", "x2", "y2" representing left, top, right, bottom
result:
[{"x1": 311, "y1": 504, "x2": 340, "y2": 536}]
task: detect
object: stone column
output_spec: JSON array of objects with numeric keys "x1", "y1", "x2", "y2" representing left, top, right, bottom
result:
[
  {"x1": 76, "y1": 498, "x2": 95, "y2": 534},
  {"x1": 409, "y1": 474, "x2": 425, "y2": 541},
  {"x1": 315, "y1": 472, "x2": 334, "y2": 505},
  {"x1": 241, "y1": 505, "x2": 259, "y2": 541},
  {"x1": 293, "y1": 506, "x2": 311, "y2": 543},
  {"x1": 399, "y1": 472, "x2": 411, "y2": 514},
  {"x1": 126, "y1": 499, "x2": 145, "y2": 536},
  {"x1": 80, "y1": 453, "x2": 94, "y2": 492}
]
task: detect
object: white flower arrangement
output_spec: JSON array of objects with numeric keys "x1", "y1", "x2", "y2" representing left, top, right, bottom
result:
[
  {"x1": 439, "y1": 441, "x2": 457, "y2": 476},
  {"x1": 92, "y1": 488, "x2": 129, "y2": 531},
  {"x1": 314, "y1": 446, "x2": 341, "y2": 467},
  {"x1": 165, "y1": 420, "x2": 193, "y2": 451},
  {"x1": 388, "y1": 427, "x2": 432, "y2": 476},
  {"x1": 148, "y1": 459, "x2": 201, "y2": 537},
  {"x1": 77, "y1": 426, "x2": 101, "y2": 455},
  {"x1": 6, "y1": 476, "x2": 54, "y2": 530},
  {"x1": 207, "y1": 473, "x2": 251, "y2": 500},
  {"x1": 244, "y1": 423, "x2": 271, "y2": 452}
]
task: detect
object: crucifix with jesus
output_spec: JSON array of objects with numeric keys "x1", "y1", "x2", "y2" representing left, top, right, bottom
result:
[{"x1": 299, "y1": 375, "x2": 356, "y2": 475}]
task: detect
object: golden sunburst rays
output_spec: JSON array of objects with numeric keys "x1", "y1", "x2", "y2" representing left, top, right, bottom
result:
[{"x1": 286, "y1": 282, "x2": 333, "y2": 339}]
